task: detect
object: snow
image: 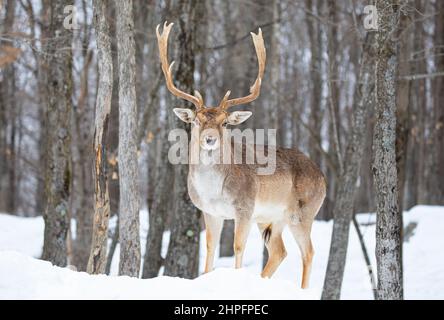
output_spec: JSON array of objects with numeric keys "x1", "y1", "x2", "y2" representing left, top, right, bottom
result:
[
  {"x1": 0, "y1": 251, "x2": 315, "y2": 300},
  {"x1": 0, "y1": 205, "x2": 443, "y2": 299}
]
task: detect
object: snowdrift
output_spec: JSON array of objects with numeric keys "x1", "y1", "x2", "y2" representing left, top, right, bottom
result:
[{"x1": 0, "y1": 205, "x2": 443, "y2": 299}]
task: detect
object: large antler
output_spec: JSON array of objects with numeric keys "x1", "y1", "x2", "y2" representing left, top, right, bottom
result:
[
  {"x1": 218, "y1": 28, "x2": 266, "y2": 110},
  {"x1": 156, "y1": 22, "x2": 204, "y2": 109}
]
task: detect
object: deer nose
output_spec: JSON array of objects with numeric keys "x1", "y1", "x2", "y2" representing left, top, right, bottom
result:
[{"x1": 205, "y1": 136, "x2": 216, "y2": 146}]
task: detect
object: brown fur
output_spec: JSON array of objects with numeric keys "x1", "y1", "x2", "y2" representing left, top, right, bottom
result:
[
  {"x1": 157, "y1": 23, "x2": 326, "y2": 288},
  {"x1": 186, "y1": 109, "x2": 326, "y2": 288}
]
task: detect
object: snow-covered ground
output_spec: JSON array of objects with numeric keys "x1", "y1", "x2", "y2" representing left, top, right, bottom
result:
[{"x1": 0, "y1": 205, "x2": 443, "y2": 299}]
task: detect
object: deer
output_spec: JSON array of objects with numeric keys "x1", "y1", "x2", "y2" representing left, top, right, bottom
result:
[{"x1": 156, "y1": 22, "x2": 326, "y2": 289}]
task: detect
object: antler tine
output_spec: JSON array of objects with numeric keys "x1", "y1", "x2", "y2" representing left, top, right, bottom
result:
[
  {"x1": 156, "y1": 22, "x2": 203, "y2": 109},
  {"x1": 217, "y1": 90, "x2": 231, "y2": 109},
  {"x1": 220, "y1": 28, "x2": 266, "y2": 110}
]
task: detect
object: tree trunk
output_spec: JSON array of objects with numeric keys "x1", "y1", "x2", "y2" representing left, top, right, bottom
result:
[
  {"x1": 163, "y1": 0, "x2": 202, "y2": 279},
  {"x1": 107, "y1": 1, "x2": 120, "y2": 219},
  {"x1": 405, "y1": 0, "x2": 426, "y2": 209},
  {"x1": 219, "y1": 220, "x2": 235, "y2": 257},
  {"x1": 0, "y1": 0, "x2": 17, "y2": 214},
  {"x1": 142, "y1": 125, "x2": 172, "y2": 278},
  {"x1": 34, "y1": 0, "x2": 51, "y2": 216},
  {"x1": 372, "y1": 0, "x2": 403, "y2": 300},
  {"x1": 218, "y1": 1, "x2": 236, "y2": 258},
  {"x1": 71, "y1": 44, "x2": 94, "y2": 271},
  {"x1": 87, "y1": 0, "x2": 114, "y2": 275},
  {"x1": 433, "y1": 0, "x2": 444, "y2": 204},
  {"x1": 322, "y1": 33, "x2": 376, "y2": 300},
  {"x1": 305, "y1": 0, "x2": 323, "y2": 166},
  {"x1": 41, "y1": 0, "x2": 74, "y2": 267},
  {"x1": 395, "y1": 10, "x2": 412, "y2": 254},
  {"x1": 115, "y1": 0, "x2": 141, "y2": 277},
  {"x1": 322, "y1": 0, "x2": 341, "y2": 222}
]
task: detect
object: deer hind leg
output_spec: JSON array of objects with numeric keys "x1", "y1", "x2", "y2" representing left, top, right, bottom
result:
[
  {"x1": 203, "y1": 213, "x2": 224, "y2": 273},
  {"x1": 288, "y1": 221, "x2": 314, "y2": 289},
  {"x1": 259, "y1": 222, "x2": 287, "y2": 278},
  {"x1": 233, "y1": 217, "x2": 253, "y2": 269}
]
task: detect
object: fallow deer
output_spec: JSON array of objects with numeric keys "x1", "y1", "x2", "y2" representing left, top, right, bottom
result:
[{"x1": 156, "y1": 22, "x2": 326, "y2": 289}]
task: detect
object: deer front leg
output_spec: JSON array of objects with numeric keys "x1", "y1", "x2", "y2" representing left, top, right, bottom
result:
[
  {"x1": 203, "y1": 213, "x2": 223, "y2": 273},
  {"x1": 234, "y1": 217, "x2": 253, "y2": 269}
]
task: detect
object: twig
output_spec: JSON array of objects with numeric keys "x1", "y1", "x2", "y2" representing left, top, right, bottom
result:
[
  {"x1": 401, "y1": 71, "x2": 444, "y2": 80},
  {"x1": 352, "y1": 214, "x2": 377, "y2": 299},
  {"x1": 205, "y1": 19, "x2": 282, "y2": 51}
]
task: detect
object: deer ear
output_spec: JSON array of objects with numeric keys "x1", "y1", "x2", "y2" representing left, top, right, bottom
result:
[
  {"x1": 173, "y1": 108, "x2": 195, "y2": 123},
  {"x1": 227, "y1": 111, "x2": 252, "y2": 125}
]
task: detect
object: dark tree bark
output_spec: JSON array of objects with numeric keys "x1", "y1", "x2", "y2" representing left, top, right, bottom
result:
[
  {"x1": 41, "y1": 0, "x2": 74, "y2": 267},
  {"x1": 395, "y1": 8, "x2": 412, "y2": 251},
  {"x1": 142, "y1": 126, "x2": 173, "y2": 278},
  {"x1": 305, "y1": 0, "x2": 323, "y2": 166},
  {"x1": 87, "y1": 0, "x2": 113, "y2": 275},
  {"x1": 139, "y1": 1, "x2": 168, "y2": 279},
  {"x1": 218, "y1": 0, "x2": 236, "y2": 258},
  {"x1": 0, "y1": 0, "x2": 17, "y2": 214},
  {"x1": 31, "y1": 0, "x2": 50, "y2": 216},
  {"x1": 71, "y1": 49, "x2": 94, "y2": 271},
  {"x1": 107, "y1": 1, "x2": 120, "y2": 219},
  {"x1": 71, "y1": 8, "x2": 94, "y2": 268},
  {"x1": 432, "y1": 0, "x2": 444, "y2": 204},
  {"x1": 322, "y1": 33, "x2": 376, "y2": 300},
  {"x1": 372, "y1": 0, "x2": 403, "y2": 300},
  {"x1": 322, "y1": 0, "x2": 341, "y2": 222},
  {"x1": 219, "y1": 220, "x2": 235, "y2": 257},
  {"x1": 405, "y1": 0, "x2": 426, "y2": 209},
  {"x1": 163, "y1": 0, "x2": 202, "y2": 279},
  {"x1": 115, "y1": 0, "x2": 141, "y2": 277}
]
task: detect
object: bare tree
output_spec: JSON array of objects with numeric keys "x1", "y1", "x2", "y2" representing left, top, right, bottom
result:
[
  {"x1": 106, "y1": 0, "x2": 120, "y2": 223},
  {"x1": 41, "y1": 0, "x2": 74, "y2": 267},
  {"x1": 71, "y1": 2, "x2": 95, "y2": 270},
  {"x1": 305, "y1": 0, "x2": 323, "y2": 167},
  {"x1": 395, "y1": 6, "x2": 412, "y2": 217},
  {"x1": 87, "y1": 0, "x2": 113, "y2": 275},
  {"x1": 431, "y1": 0, "x2": 444, "y2": 204},
  {"x1": 372, "y1": 0, "x2": 403, "y2": 300},
  {"x1": 218, "y1": 0, "x2": 236, "y2": 259},
  {"x1": 163, "y1": 0, "x2": 202, "y2": 279},
  {"x1": 115, "y1": 0, "x2": 141, "y2": 277},
  {"x1": 142, "y1": 123, "x2": 173, "y2": 278},
  {"x1": 0, "y1": 0, "x2": 18, "y2": 214},
  {"x1": 322, "y1": 32, "x2": 376, "y2": 300}
]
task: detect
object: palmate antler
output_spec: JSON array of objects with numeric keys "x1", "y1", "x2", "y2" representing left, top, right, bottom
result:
[
  {"x1": 156, "y1": 22, "x2": 204, "y2": 110},
  {"x1": 218, "y1": 28, "x2": 266, "y2": 110},
  {"x1": 156, "y1": 22, "x2": 266, "y2": 111}
]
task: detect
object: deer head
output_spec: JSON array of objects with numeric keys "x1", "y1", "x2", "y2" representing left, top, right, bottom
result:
[{"x1": 156, "y1": 22, "x2": 266, "y2": 151}]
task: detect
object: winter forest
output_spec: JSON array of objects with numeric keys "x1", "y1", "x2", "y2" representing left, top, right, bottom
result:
[{"x1": 0, "y1": 0, "x2": 443, "y2": 301}]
